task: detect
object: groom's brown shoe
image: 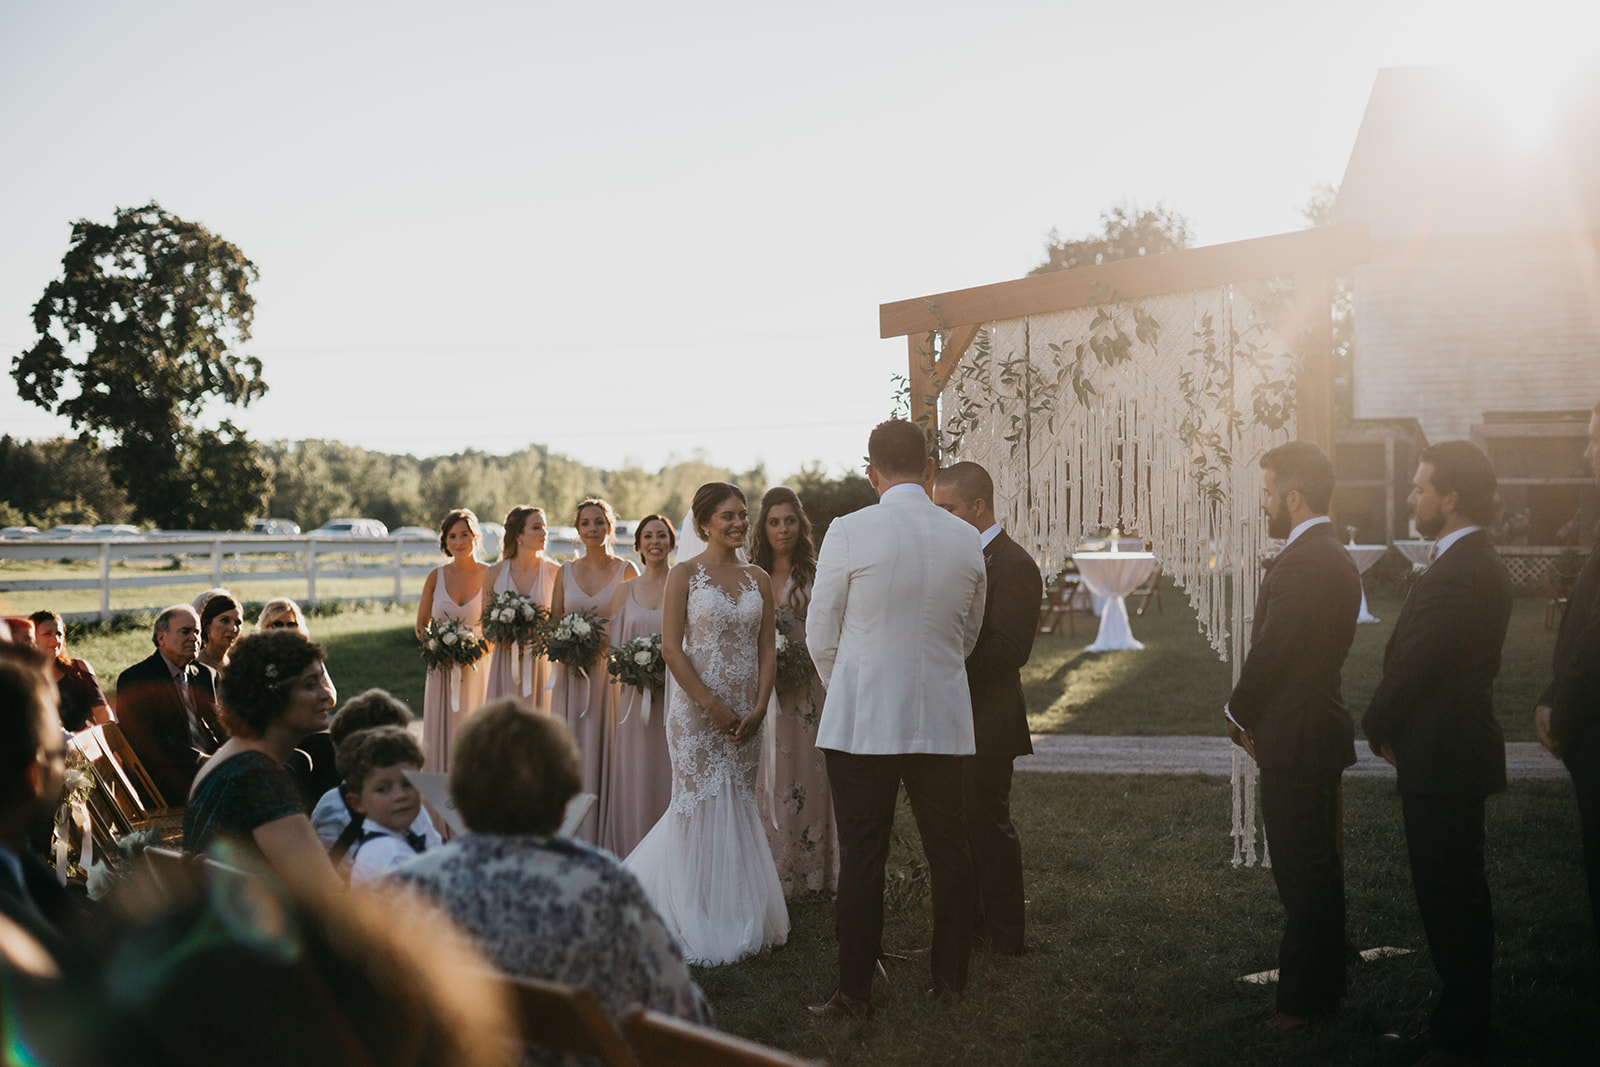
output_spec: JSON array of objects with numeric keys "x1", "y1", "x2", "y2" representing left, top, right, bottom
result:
[{"x1": 807, "y1": 991, "x2": 874, "y2": 1020}]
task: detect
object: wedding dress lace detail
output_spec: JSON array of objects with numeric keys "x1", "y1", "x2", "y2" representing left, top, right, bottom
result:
[{"x1": 665, "y1": 564, "x2": 764, "y2": 815}]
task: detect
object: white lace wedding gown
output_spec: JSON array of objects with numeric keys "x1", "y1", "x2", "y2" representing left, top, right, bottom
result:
[{"x1": 624, "y1": 563, "x2": 789, "y2": 965}]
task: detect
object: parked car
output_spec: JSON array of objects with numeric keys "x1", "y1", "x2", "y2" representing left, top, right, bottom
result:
[
  {"x1": 89, "y1": 524, "x2": 141, "y2": 539},
  {"x1": 0, "y1": 526, "x2": 40, "y2": 539},
  {"x1": 479, "y1": 521, "x2": 504, "y2": 560},
  {"x1": 40, "y1": 525, "x2": 93, "y2": 540},
  {"x1": 391, "y1": 526, "x2": 437, "y2": 541},
  {"x1": 251, "y1": 518, "x2": 302, "y2": 536},
  {"x1": 310, "y1": 518, "x2": 389, "y2": 538}
]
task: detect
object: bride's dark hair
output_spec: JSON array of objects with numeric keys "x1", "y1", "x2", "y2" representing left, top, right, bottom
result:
[
  {"x1": 690, "y1": 482, "x2": 745, "y2": 541},
  {"x1": 749, "y1": 487, "x2": 815, "y2": 610}
]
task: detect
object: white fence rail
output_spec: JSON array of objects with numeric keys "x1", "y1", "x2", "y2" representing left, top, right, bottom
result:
[{"x1": 1, "y1": 536, "x2": 443, "y2": 623}]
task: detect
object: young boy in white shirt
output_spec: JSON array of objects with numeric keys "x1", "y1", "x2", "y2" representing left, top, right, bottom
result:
[{"x1": 338, "y1": 726, "x2": 439, "y2": 885}]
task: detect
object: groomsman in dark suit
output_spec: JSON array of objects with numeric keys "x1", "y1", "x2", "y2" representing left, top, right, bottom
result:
[
  {"x1": 1362, "y1": 441, "x2": 1512, "y2": 1060},
  {"x1": 1225, "y1": 440, "x2": 1362, "y2": 1032},
  {"x1": 933, "y1": 461, "x2": 1043, "y2": 956},
  {"x1": 1537, "y1": 400, "x2": 1600, "y2": 958},
  {"x1": 115, "y1": 604, "x2": 224, "y2": 806}
]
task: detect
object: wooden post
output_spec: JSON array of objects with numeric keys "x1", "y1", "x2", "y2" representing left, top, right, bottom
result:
[
  {"x1": 211, "y1": 538, "x2": 223, "y2": 588},
  {"x1": 1295, "y1": 269, "x2": 1335, "y2": 456},
  {"x1": 99, "y1": 542, "x2": 111, "y2": 623}
]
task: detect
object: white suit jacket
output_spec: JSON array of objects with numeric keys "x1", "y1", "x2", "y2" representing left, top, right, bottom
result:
[{"x1": 808, "y1": 484, "x2": 987, "y2": 755}]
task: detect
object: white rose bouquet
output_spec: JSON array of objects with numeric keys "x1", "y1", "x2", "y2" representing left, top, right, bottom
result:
[
  {"x1": 607, "y1": 632, "x2": 664, "y2": 694},
  {"x1": 418, "y1": 617, "x2": 489, "y2": 672},
  {"x1": 542, "y1": 609, "x2": 607, "y2": 679},
  {"x1": 480, "y1": 590, "x2": 548, "y2": 653},
  {"x1": 774, "y1": 608, "x2": 815, "y2": 692}
]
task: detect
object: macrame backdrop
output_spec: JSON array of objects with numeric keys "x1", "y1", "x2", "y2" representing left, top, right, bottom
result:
[{"x1": 938, "y1": 282, "x2": 1305, "y2": 867}]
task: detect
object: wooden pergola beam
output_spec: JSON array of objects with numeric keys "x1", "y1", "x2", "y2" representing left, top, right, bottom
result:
[{"x1": 880, "y1": 223, "x2": 1369, "y2": 338}]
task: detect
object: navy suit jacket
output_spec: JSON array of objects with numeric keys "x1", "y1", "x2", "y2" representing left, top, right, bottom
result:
[
  {"x1": 1227, "y1": 521, "x2": 1362, "y2": 773},
  {"x1": 1544, "y1": 539, "x2": 1600, "y2": 777},
  {"x1": 1361, "y1": 529, "x2": 1512, "y2": 796},
  {"x1": 114, "y1": 651, "x2": 222, "y2": 806},
  {"x1": 966, "y1": 530, "x2": 1043, "y2": 760}
]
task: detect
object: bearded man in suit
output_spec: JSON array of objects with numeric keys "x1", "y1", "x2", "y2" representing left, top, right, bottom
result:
[
  {"x1": 1537, "y1": 400, "x2": 1600, "y2": 960},
  {"x1": 932, "y1": 460, "x2": 1042, "y2": 957},
  {"x1": 1362, "y1": 441, "x2": 1512, "y2": 1061},
  {"x1": 1225, "y1": 440, "x2": 1362, "y2": 1033},
  {"x1": 806, "y1": 419, "x2": 987, "y2": 1018},
  {"x1": 114, "y1": 604, "x2": 225, "y2": 806}
]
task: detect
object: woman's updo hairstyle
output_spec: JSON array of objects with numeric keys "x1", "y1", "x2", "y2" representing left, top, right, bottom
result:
[
  {"x1": 572, "y1": 498, "x2": 616, "y2": 533},
  {"x1": 500, "y1": 505, "x2": 544, "y2": 561},
  {"x1": 437, "y1": 509, "x2": 481, "y2": 556},
  {"x1": 198, "y1": 592, "x2": 243, "y2": 645},
  {"x1": 633, "y1": 513, "x2": 677, "y2": 552},
  {"x1": 219, "y1": 630, "x2": 326, "y2": 737},
  {"x1": 691, "y1": 482, "x2": 745, "y2": 541}
]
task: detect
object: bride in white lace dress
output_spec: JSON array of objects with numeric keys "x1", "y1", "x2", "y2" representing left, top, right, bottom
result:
[{"x1": 625, "y1": 482, "x2": 789, "y2": 964}]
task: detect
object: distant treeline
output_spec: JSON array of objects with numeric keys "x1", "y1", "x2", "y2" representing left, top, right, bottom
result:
[{"x1": 0, "y1": 436, "x2": 876, "y2": 542}]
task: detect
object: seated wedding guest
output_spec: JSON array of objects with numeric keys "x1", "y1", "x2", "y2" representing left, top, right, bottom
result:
[
  {"x1": 115, "y1": 605, "x2": 226, "y2": 806},
  {"x1": 338, "y1": 727, "x2": 436, "y2": 885},
  {"x1": 257, "y1": 597, "x2": 309, "y2": 635},
  {"x1": 311, "y1": 689, "x2": 441, "y2": 852},
  {"x1": 193, "y1": 590, "x2": 243, "y2": 675},
  {"x1": 28, "y1": 609, "x2": 111, "y2": 732},
  {"x1": 183, "y1": 630, "x2": 342, "y2": 895},
  {"x1": 96, "y1": 864, "x2": 516, "y2": 1067},
  {"x1": 0, "y1": 643, "x2": 83, "y2": 971},
  {"x1": 386, "y1": 699, "x2": 713, "y2": 1031}
]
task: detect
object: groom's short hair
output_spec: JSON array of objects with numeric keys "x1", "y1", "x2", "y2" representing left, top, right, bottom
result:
[
  {"x1": 934, "y1": 461, "x2": 993, "y2": 509},
  {"x1": 868, "y1": 419, "x2": 928, "y2": 479},
  {"x1": 1260, "y1": 440, "x2": 1335, "y2": 514}
]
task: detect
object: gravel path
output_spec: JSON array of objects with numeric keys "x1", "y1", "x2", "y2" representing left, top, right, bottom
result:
[{"x1": 1018, "y1": 734, "x2": 1569, "y2": 780}]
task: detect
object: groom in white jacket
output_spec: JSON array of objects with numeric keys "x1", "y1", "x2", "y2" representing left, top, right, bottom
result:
[{"x1": 806, "y1": 418, "x2": 988, "y2": 1018}]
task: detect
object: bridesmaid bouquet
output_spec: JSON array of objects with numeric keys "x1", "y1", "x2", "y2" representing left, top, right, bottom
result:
[
  {"x1": 418, "y1": 618, "x2": 489, "y2": 672},
  {"x1": 774, "y1": 609, "x2": 815, "y2": 692},
  {"x1": 607, "y1": 633, "x2": 664, "y2": 693},
  {"x1": 542, "y1": 610, "x2": 607, "y2": 679},
  {"x1": 480, "y1": 590, "x2": 548, "y2": 652}
]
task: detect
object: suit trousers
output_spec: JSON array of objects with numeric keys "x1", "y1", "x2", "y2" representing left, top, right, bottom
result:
[
  {"x1": 1573, "y1": 770, "x2": 1600, "y2": 959},
  {"x1": 1400, "y1": 793, "x2": 1494, "y2": 1052},
  {"x1": 1259, "y1": 767, "x2": 1347, "y2": 1016},
  {"x1": 962, "y1": 754, "x2": 1025, "y2": 953},
  {"x1": 825, "y1": 750, "x2": 974, "y2": 1000}
]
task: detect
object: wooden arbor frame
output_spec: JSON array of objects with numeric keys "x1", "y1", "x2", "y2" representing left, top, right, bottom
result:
[{"x1": 881, "y1": 224, "x2": 1371, "y2": 455}]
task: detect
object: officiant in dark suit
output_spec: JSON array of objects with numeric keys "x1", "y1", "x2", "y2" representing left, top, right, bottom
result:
[
  {"x1": 115, "y1": 604, "x2": 225, "y2": 806},
  {"x1": 934, "y1": 461, "x2": 1042, "y2": 957},
  {"x1": 1362, "y1": 441, "x2": 1512, "y2": 1059},
  {"x1": 1225, "y1": 440, "x2": 1362, "y2": 1033},
  {"x1": 1537, "y1": 399, "x2": 1600, "y2": 959}
]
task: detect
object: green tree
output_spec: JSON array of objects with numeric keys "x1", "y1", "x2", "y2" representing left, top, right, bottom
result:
[
  {"x1": 0, "y1": 435, "x2": 132, "y2": 526},
  {"x1": 789, "y1": 464, "x2": 878, "y2": 543},
  {"x1": 12, "y1": 202, "x2": 270, "y2": 529},
  {"x1": 1029, "y1": 202, "x2": 1192, "y2": 275}
]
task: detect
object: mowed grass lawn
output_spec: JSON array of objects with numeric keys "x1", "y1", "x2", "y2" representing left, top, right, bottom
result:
[{"x1": 57, "y1": 589, "x2": 1596, "y2": 1064}]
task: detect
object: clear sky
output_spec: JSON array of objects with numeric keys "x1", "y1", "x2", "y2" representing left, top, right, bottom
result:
[{"x1": 3, "y1": 0, "x2": 1594, "y2": 480}]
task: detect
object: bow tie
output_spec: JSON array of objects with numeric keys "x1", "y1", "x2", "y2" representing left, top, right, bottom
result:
[{"x1": 404, "y1": 831, "x2": 428, "y2": 854}]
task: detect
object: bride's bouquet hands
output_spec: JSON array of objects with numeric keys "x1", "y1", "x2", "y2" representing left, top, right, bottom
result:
[
  {"x1": 702, "y1": 695, "x2": 741, "y2": 736},
  {"x1": 729, "y1": 702, "x2": 766, "y2": 743}
]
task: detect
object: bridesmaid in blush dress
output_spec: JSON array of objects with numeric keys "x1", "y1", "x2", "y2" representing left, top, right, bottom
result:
[
  {"x1": 481, "y1": 505, "x2": 559, "y2": 711},
  {"x1": 550, "y1": 498, "x2": 636, "y2": 844},
  {"x1": 600, "y1": 514, "x2": 675, "y2": 858},
  {"x1": 751, "y1": 487, "x2": 839, "y2": 898},
  {"x1": 417, "y1": 508, "x2": 489, "y2": 773}
]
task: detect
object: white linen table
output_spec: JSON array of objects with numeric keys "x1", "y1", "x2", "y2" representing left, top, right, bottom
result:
[
  {"x1": 1394, "y1": 540, "x2": 1434, "y2": 569},
  {"x1": 1071, "y1": 552, "x2": 1158, "y2": 652},
  {"x1": 1345, "y1": 543, "x2": 1388, "y2": 624}
]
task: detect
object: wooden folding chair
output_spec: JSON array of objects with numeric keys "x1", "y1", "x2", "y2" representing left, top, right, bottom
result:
[
  {"x1": 143, "y1": 846, "x2": 195, "y2": 898},
  {"x1": 621, "y1": 1010, "x2": 823, "y2": 1067},
  {"x1": 1133, "y1": 564, "x2": 1164, "y2": 617},
  {"x1": 500, "y1": 975, "x2": 640, "y2": 1067}
]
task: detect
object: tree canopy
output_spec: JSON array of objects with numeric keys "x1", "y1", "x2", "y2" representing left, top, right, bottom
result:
[
  {"x1": 1029, "y1": 202, "x2": 1192, "y2": 276},
  {"x1": 12, "y1": 202, "x2": 271, "y2": 528}
]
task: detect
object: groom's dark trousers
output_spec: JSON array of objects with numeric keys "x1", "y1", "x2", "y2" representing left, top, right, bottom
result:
[{"x1": 824, "y1": 750, "x2": 974, "y2": 1000}]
